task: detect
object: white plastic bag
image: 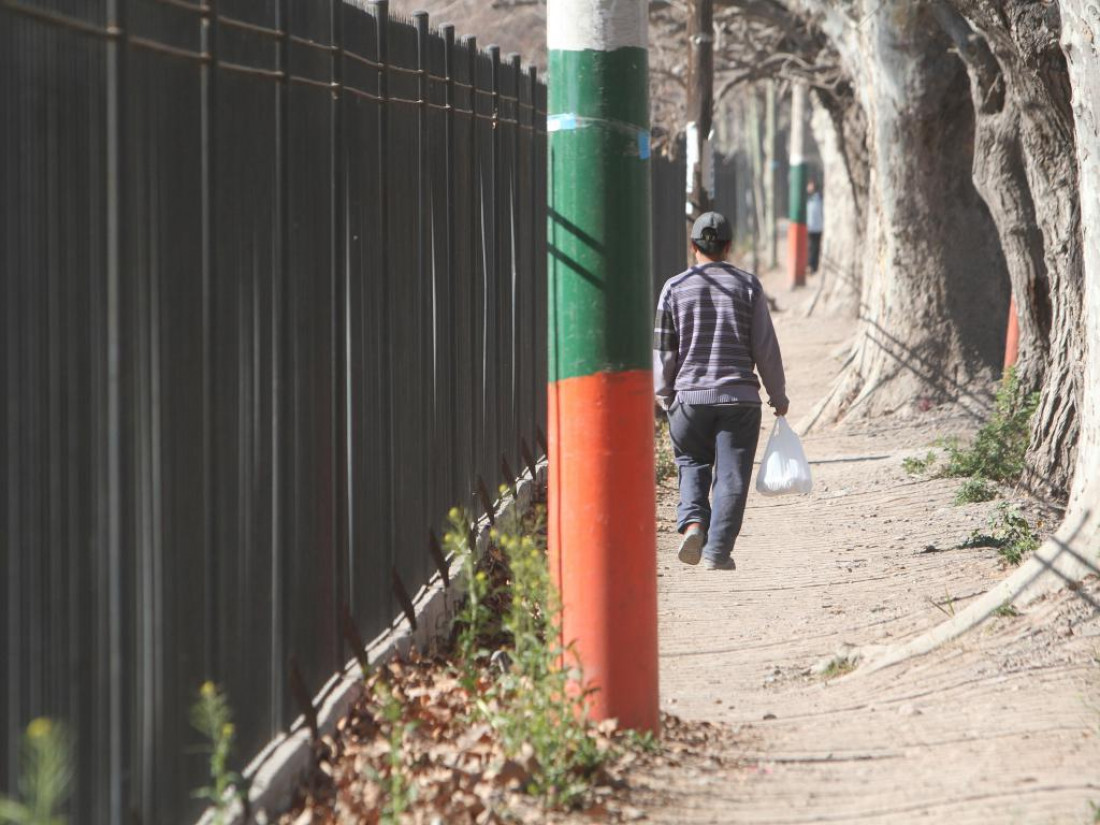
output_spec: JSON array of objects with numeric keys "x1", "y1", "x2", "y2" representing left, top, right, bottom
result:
[{"x1": 755, "y1": 416, "x2": 813, "y2": 496}]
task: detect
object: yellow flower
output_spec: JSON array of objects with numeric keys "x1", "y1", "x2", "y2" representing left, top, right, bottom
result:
[
  {"x1": 476, "y1": 571, "x2": 488, "y2": 582},
  {"x1": 200, "y1": 681, "x2": 217, "y2": 699},
  {"x1": 448, "y1": 507, "x2": 461, "y2": 521},
  {"x1": 221, "y1": 723, "x2": 235, "y2": 740},
  {"x1": 490, "y1": 528, "x2": 499, "y2": 540},
  {"x1": 26, "y1": 717, "x2": 52, "y2": 739}
]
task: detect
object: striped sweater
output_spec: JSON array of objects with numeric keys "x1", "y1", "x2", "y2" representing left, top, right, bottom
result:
[{"x1": 653, "y1": 262, "x2": 789, "y2": 410}]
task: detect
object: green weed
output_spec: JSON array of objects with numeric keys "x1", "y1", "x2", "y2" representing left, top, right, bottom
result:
[
  {"x1": 449, "y1": 505, "x2": 615, "y2": 809},
  {"x1": 371, "y1": 679, "x2": 417, "y2": 824},
  {"x1": 190, "y1": 682, "x2": 246, "y2": 822},
  {"x1": 902, "y1": 451, "x2": 939, "y2": 476},
  {"x1": 821, "y1": 657, "x2": 857, "y2": 680},
  {"x1": 993, "y1": 602, "x2": 1020, "y2": 618},
  {"x1": 943, "y1": 368, "x2": 1038, "y2": 483},
  {"x1": 954, "y1": 477, "x2": 998, "y2": 505},
  {"x1": 485, "y1": 511, "x2": 606, "y2": 807},
  {"x1": 0, "y1": 718, "x2": 73, "y2": 825},
  {"x1": 961, "y1": 502, "x2": 1040, "y2": 566}
]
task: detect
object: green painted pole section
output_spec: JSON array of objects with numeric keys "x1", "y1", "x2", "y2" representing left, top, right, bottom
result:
[{"x1": 547, "y1": 48, "x2": 652, "y2": 381}]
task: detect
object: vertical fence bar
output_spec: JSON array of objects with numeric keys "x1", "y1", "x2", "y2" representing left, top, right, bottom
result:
[
  {"x1": 272, "y1": 0, "x2": 291, "y2": 733},
  {"x1": 372, "y1": 0, "x2": 395, "y2": 575},
  {"x1": 104, "y1": 0, "x2": 127, "y2": 813},
  {"x1": 201, "y1": 0, "x2": 220, "y2": 691},
  {"x1": 528, "y1": 64, "x2": 539, "y2": 451},
  {"x1": 414, "y1": 10, "x2": 432, "y2": 538},
  {"x1": 465, "y1": 35, "x2": 477, "y2": 513},
  {"x1": 488, "y1": 44, "x2": 500, "y2": 489},
  {"x1": 508, "y1": 52, "x2": 521, "y2": 469},
  {"x1": 442, "y1": 24, "x2": 457, "y2": 502},
  {"x1": 333, "y1": 0, "x2": 351, "y2": 631}
]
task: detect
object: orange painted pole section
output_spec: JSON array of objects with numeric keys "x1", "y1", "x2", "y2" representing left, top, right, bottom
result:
[
  {"x1": 1004, "y1": 295, "x2": 1020, "y2": 370},
  {"x1": 547, "y1": 372, "x2": 658, "y2": 729},
  {"x1": 787, "y1": 223, "x2": 808, "y2": 287}
]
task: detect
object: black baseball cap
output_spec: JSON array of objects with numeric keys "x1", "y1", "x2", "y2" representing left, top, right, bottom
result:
[{"x1": 691, "y1": 211, "x2": 732, "y2": 244}]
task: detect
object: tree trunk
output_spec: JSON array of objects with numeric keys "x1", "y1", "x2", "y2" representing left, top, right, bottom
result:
[
  {"x1": 933, "y1": 0, "x2": 1084, "y2": 501},
  {"x1": 686, "y1": 0, "x2": 714, "y2": 223},
  {"x1": 1058, "y1": 0, "x2": 1100, "y2": 528},
  {"x1": 813, "y1": 0, "x2": 1010, "y2": 421}
]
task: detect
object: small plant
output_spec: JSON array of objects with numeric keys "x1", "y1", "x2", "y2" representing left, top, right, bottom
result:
[
  {"x1": 371, "y1": 678, "x2": 417, "y2": 824},
  {"x1": 190, "y1": 682, "x2": 246, "y2": 823},
  {"x1": 820, "y1": 656, "x2": 857, "y2": 680},
  {"x1": 485, "y1": 510, "x2": 606, "y2": 807},
  {"x1": 0, "y1": 718, "x2": 73, "y2": 825},
  {"x1": 960, "y1": 502, "x2": 1040, "y2": 566},
  {"x1": 954, "y1": 477, "x2": 997, "y2": 505},
  {"x1": 622, "y1": 729, "x2": 661, "y2": 754},
  {"x1": 446, "y1": 506, "x2": 501, "y2": 691},
  {"x1": 993, "y1": 602, "x2": 1020, "y2": 618},
  {"x1": 902, "y1": 451, "x2": 939, "y2": 476},
  {"x1": 943, "y1": 368, "x2": 1039, "y2": 483},
  {"x1": 1091, "y1": 800, "x2": 1100, "y2": 823},
  {"x1": 655, "y1": 418, "x2": 677, "y2": 482}
]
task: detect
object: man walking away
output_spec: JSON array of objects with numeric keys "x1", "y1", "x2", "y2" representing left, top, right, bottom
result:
[
  {"x1": 806, "y1": 178, "x2": 824, "y2": 274},
  {"x1": 654, "y1": 212, "x2": 790, "y2": 570}
]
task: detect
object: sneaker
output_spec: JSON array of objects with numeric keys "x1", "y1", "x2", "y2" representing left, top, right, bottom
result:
[
  {"x1": 677, "y1": 526, "x2": 705, "y2": 566},
  {"x1": 703, "y1": 556, "x2": 737, "y2": 571}
]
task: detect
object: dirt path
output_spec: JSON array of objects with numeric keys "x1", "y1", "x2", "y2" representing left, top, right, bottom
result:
[{"x1": 632, "y1": 277, "x2": 1100, "y2": 823}]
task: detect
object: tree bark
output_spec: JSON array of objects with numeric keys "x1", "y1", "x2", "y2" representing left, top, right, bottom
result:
[
  {"x1": 933, "y1": 0, "x2": 1083, "y2": 501},
  {"x1": 813, "y1": 0, "x2": 1010, "y2": 420},
  {"x1": 1058, "y1": 0, "x2": 1100, "y2": 528},
  {"x1": 686, "y1": 0, "x2": 715, "y2": 223}
]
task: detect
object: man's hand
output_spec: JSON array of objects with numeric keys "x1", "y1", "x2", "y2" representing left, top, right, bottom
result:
[{"x1": 772, "y1": 401, "x2": 789, "y2": 417}]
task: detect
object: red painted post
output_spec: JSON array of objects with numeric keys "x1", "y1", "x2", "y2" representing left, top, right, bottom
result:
[{"x1": 1004, "y1": 295, "x2": 1020, "y2": 370}]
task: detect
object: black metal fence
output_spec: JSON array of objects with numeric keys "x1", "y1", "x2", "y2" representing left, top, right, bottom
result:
[
  {"x1": 1, "y1": 0, "x2": 548, "y2": 819},
  {"x1": 2, "y1": 1, "x2": 689, "y2": 821},
  {"x1": 652, "y1": 150, "x2": 687, "y2": 299}
]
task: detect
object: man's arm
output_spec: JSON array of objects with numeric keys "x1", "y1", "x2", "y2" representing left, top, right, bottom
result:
[
  {"x1": 653, "y1": 286, "x2": 678, "y2": 410},
  {"x1": 750, "y1": 289, "x2": 790, "y2": 415}
]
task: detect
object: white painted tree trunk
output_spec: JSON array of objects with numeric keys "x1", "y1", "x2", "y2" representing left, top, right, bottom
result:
[{"x1": 801, "y1": 0, "x2": 1010, "y2": 424}]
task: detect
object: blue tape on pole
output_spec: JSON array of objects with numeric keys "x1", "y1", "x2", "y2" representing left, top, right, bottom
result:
[
  {"x1": 547, "y1": 113, "x2": 579, "y2": 132},
  {"x1": 548, "y1": 113, "x2": 651, "y2": 161}
]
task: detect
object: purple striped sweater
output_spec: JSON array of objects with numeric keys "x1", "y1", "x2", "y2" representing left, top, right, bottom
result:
[{"x1": 653, "y1": 262, "x2": 788, "y2": 410}]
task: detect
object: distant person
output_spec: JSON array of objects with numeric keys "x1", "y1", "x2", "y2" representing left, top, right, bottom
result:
[
  {"x1": 806, "y1": 178, "x2": 824, "y2": 274},
  {"x1": 654, "y1": 212, "x2": 790, "y2": 571}
]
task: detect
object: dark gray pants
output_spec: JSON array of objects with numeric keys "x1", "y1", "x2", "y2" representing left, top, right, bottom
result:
[{"x1": 668, "y1": 402, "x2": 761, "y2": 563}]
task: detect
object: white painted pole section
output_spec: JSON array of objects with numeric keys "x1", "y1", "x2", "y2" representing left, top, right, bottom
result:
[
  {"x1": 789, "y1": 82, "x2": 806, "y2": 167},
  {"x1": 547, "y1": 0, "x2": 647, "y2": 51}
]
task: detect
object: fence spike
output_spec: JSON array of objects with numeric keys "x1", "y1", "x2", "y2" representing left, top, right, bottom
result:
[
  {"x1": 501, "y1": 455, "x2": 516, "y2": 493},
  {"x1": 476, "y1": 475, "x2": 496, "y2": 524},
  {"x1": 536, "y1": 425, "x2": 548, "y2": 457},
  {"x1": 428, "y1": 529, "x2": 451, "y2": 587},
  {"x1": 391, "y1": 567, "x2": 418, "y2": 631},
  {"x1": 287, "y1": 655, "x2": 319, "y2": 741},
  {"x1": 521, "y1": 437, "x2": 538, "y2": 481},
  {"x1": 339, "y1": 604, "x2": 371, "y2": 677}
]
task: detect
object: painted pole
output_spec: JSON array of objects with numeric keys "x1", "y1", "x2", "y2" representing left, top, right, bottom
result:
[
  {"x1": 787, "y1": 82, "x2": 808, "y2": 288},
  {"x1": 1004, "y1": 295, "x2": 1020, "y2": 370},
  {"x1": 547, "y1": 0, "x2": 658, "y2": 732}
]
